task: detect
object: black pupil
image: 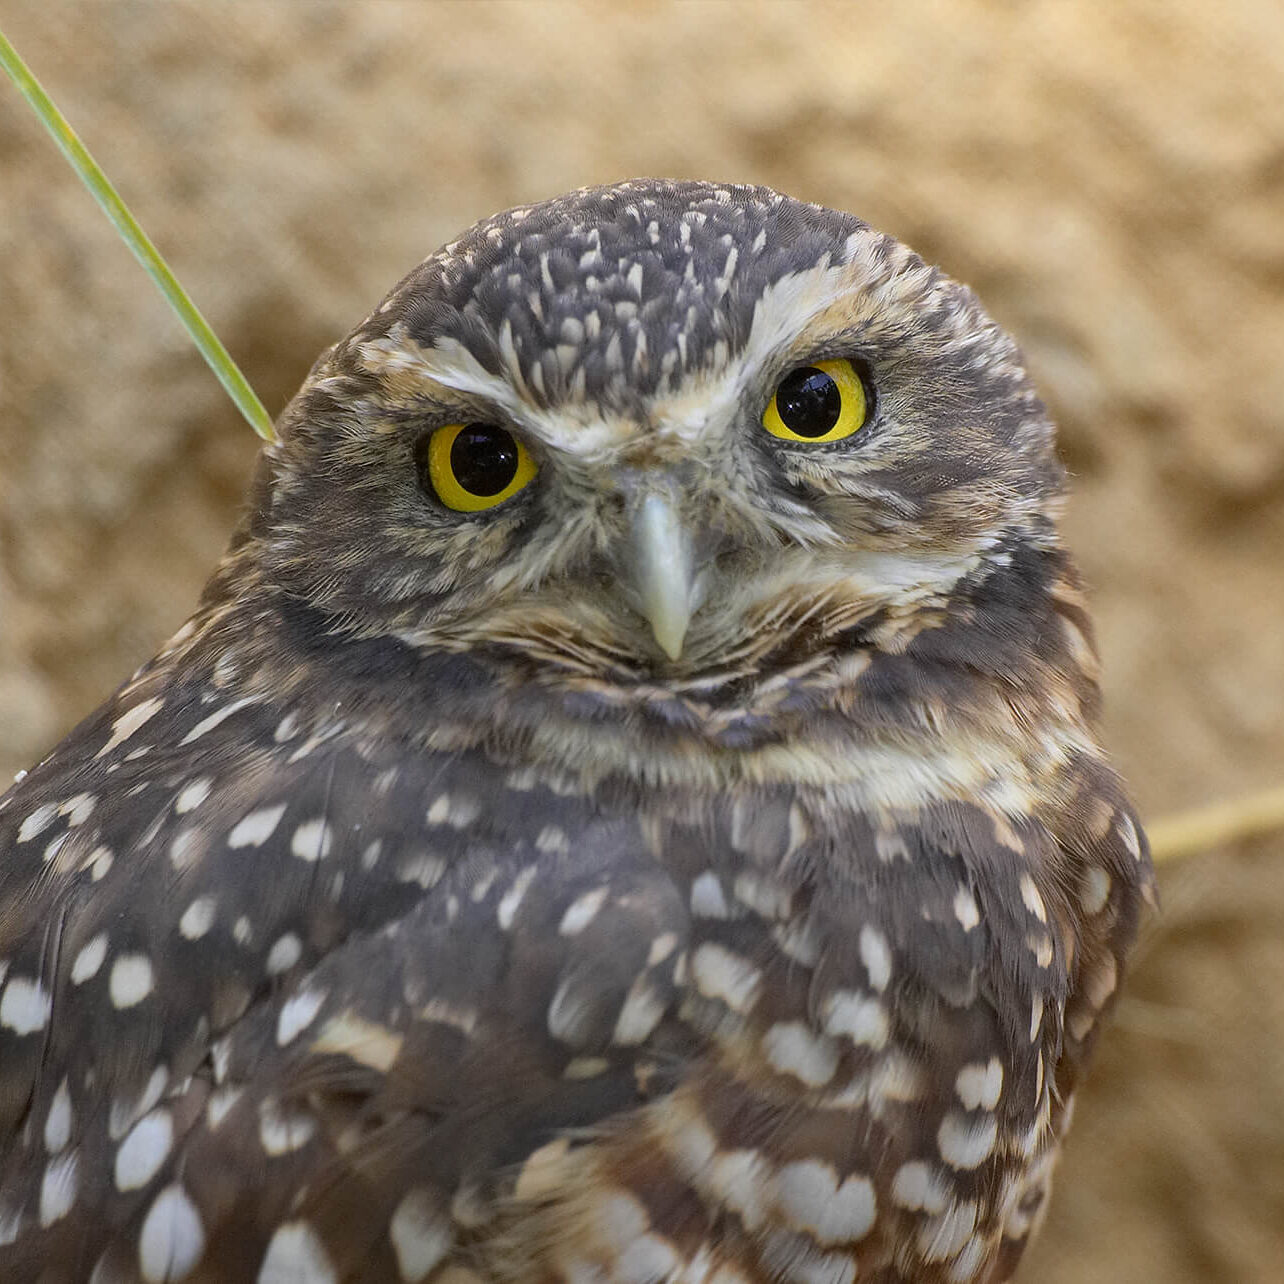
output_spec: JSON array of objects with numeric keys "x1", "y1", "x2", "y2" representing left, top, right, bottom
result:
[
  {"x1": 451, "y1": 424, "x2": 519, "y2": 495},
  {"x1": 776, "y1": 366, "x2": 842, "y2": 437}
]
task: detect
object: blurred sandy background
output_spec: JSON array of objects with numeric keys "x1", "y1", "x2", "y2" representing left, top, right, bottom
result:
[{"x1": 1, "y1": 2, "x2": 1283, "y2": 1278}]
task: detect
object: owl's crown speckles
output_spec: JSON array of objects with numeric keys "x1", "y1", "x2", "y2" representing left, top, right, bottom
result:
[{"x1": 346, "y1": 180, "x2": 881, "y2": 409}]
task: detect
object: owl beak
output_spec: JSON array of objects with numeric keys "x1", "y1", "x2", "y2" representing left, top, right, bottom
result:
[{"x1": 629, "y1": 491, "x2": 696, "y2": 660}]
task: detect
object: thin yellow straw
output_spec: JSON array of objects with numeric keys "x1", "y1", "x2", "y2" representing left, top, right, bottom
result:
[
  {"x1": 0, "y1": 30, "x2": 276, "y2": 441},
  {"x1": 1147, "y1": 784, "x2": 1284, "y2": 864}
]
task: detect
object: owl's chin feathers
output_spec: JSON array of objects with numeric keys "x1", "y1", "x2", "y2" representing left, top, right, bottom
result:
[
  {"x1": 359, "y1": 523, "x2": 1072, "y2": 759},
  {"x1": 387, "y1": 524, "x2": 1007, "y2": 684}
]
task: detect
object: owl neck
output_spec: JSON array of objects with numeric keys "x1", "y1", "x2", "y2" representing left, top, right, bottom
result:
[{"x1": 182, "y1": 535, "x2": 1101, "y2": 801}]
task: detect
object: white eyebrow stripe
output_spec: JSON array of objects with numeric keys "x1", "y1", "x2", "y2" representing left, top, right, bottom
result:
[
  {"x1": 637, "y1": 260, "x2": 860, "y2": 448},
  {"x1": 360, "y1": 330, "x2": 644, "y2": 457},
  {"x1": 355, "y1": 258, "x2": 863, "y2": 457},
  {"x1": 358, "y1": 327, "x2": 514, "y2": 409},
  {"x1": 736, "y1": 261, "x2": 857, "y2": 381}
]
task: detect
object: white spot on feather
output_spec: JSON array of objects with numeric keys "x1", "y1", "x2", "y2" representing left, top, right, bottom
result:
[
  {"x1": 536, "y1": 824, "x2": 569, "y2": 854},
  {"x1": 399, "y1": 853, "x2": 445, "y2": 889},
  {"x1": 953, "y1": 886, "x2": 980, "y2": 932},
  {"x1": 772, "y1": 918, "x2": 821, "y2": 966},
  {"x1": 258, "y1": 1099, "x2": 316, "y2": 1156},
  {"x1": 590, "y1": 1189, "x2": 649, "y2": 1250},
  {"x1": 949, "y1": 1237, "x2": 989, "y2": 1282},
  {"x1": 110, "y1": 954, "x2": 155, "y2": 1008},
  {"x1": 71, "y1": 934, "x2": 109, "y2": 984},
  {"x1": 647, "y1": 932, "x2": 678, "y2": 966},
  {"x1": 116, "y1": 1110, "x2": 173, "y2": 1191},
  {"x1": 859, "y1": 925, "x2": 892, "y2": 992},
  {"x1": 1019, "y1": 874, "x2": 1048, "y2": 923},
  {"x1": 918, "y1": 1199, "x2": 978, "y2": 1262},
  {"x1": 17, "y1": 802, "x2": 57, "y2": 842},
  {"x1": 228, "y1": 804, "x2": 287, "y2": 850},
  {"x1": 691, "y1": 943, "x2": 761, "y2": 1013},
  {"x1": 497, "y1": 865, "x2": 537, "y2": 930},
  {"x1": 613, "y1": 977, "x2": 666, "y2": 1046},
  {"x1": 955, "y1": 1058, "x2": 1004, "y2": 1111},
  {"x1": 87, "y1": 844, "x2": 115, "y2": 880},
  {"x1": 821, "y1": 990, "x2": 889, "y2": 1049},
  {"x1": 1, "y1": 975, "x2": 51, "y2": 1034},
  {"x1": 618, "y1": 1234, "x2": 680, "y2": 1280},
  {"x1": 44, "y1": 1079, "x2": 73, "y2": 1153},
  {"x1": 266, "y1": 934, "x2": 302, "y2": 976},
  {"x1": 773, "y1": 1159, "x2": 876, "y2": 1245},
  {"x1": 0, "y1": 1205, "x2": 21, "y2": 1247},
  {"x1": 179, "y1": 897, "x2": 216, "y2": 941},
  {"x1": 179, "y1": 697, "x2": 257, "y2": 746},
  {"x1": 290, "y1": 818, "x2": 333, "y2": 863},
  {"x1": 547, "y1": 976, "x2": 597, "y2": 1045},
  {"x1": 1081, "y1": 867, "x2": 1112, "y2": 915},
  {"x1": 168, "y1": 830, "x2": 201, "y2": 872},
  {"x1": 277, "y1": 988, "x2": 327, "y2": 1046},
  {"x1": 97, "y1": 696, "x2": 164, "y2": 758},
  {"x1": 39, "y1": 1150, "x2": 80, "y2": 1226},
  {"x1": 1117, "y1": 811, "x2": 1142, "y2": 859},
  {"x1": 515, "y1": 1138, "x2": 572, "y2": 1202},
  {"x1": 139, "y1": 1183, "x2": 205, "y2": 1281},
  {"x1": 62, "y1": 793, "x2": 97, "y2": 827},
  {"x1": 1026, "y1": 932, "x2": 1054, "y2": 969},
  {"x1": 258, "y1": 1221, "x2": 337, "y2": 1284},
  {"x1": 690, "y1": 871, "x2": 730, "y2": 919},
  {"x1": 42, "y1": 831, "x2": 70, "y2": 867},
  {"x1": 707, "y1": 1150, "x2": 771, "y2": 1230},
  {"x1": 937, "y1": 1112, "x2": 998, "y2": 1170},
  {"x1": 426, "y1": 792, "x2": 480, "y2": 830},
  {"x1": 762, "y1": 1021, "x2": 840, "y2": 1087},
  {"x1": 110, "y1": 1066, "x2": 168, "y2": 1140},
  {"x1": 206, "y1": 1087, "x2": 242, "y2": 1131},
  {"x1": 734, "y1": 871, "x2": 791, "y2": 919},
  {"x1": 559, "y1": 886, "x2": 609, "y2": 935},
  {"x1": 273, "y1": 713, "x2": 300, "y2": 742},
  {"x1": 891, "y1": 1161, "x2": 949, "y2": 1214},
  {"x1": 1084, "y1": 954, "x2": 1119, "y2": 1009},
  {"x1": 389, "y1": 1188, "x2": 452, "y2": 1282},
  {"x1": 174, "y1": 779, "x2": 212, "y2": 815}
]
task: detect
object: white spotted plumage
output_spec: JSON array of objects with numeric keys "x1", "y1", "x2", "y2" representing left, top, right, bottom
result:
[{"x1": 0, "y1": 180, "x2": 1152, "y2": 1281}]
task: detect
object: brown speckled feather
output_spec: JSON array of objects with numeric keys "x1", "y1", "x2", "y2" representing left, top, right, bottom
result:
[{"x1": 0, "y1": 180, "x2": 1152, "y2": 1283}]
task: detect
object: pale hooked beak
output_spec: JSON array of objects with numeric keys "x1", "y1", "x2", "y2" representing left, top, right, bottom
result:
[{"x1": 629, "y1": 490, "x2": 697, "y2": 660}]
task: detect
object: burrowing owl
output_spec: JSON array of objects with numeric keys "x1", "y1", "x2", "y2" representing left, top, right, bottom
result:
[{"x1": 0, "y1": 180, "x2": 1152, "y2": 1283}]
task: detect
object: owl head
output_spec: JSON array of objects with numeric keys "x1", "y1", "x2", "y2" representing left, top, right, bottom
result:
[{"x1": 237, "y1": 181, "x2": 1064, "y2": 709}]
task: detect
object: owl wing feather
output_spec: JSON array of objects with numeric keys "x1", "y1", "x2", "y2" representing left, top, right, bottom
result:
[
  {"x1": 0, "y1": 662, "x2": 1148, "y2": 1282},
  {"x1": 0, "y1": 669, "x2": 652, "y2": 1277}
]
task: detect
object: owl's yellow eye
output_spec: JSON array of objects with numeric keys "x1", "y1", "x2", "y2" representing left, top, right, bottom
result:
[
  {"x1": 762, "y1": 358, "x2": 869, "y2": 443},
  {"x1": 423, "y1": 422, "x2": 538, "y2": 513}
]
